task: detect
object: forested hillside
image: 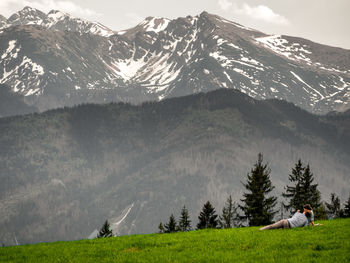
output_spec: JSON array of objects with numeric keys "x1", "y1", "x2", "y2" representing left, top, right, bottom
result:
[{"x1": 1, "y1": 89, "x2": 349, "y2": 245}]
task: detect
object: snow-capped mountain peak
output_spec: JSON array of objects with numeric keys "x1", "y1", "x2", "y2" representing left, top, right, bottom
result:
[
  {"x1": 47, "y1": 10, "x2": 69, "y2": 22},
  {"x1": 1, "y1": 7, "x2": 114, "y2": 37},
  {"x1": 7, "y1": 6, "x2": 46, "y2": 26},
  {"x1": 0, "y1": 8, "x2": 349, "y2": 115},
  {"x1": 141, "y1": 17, "x2": 171, "y2": 33}
]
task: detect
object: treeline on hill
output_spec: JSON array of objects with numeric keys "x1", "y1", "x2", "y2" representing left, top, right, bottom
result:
[{"x1": 157, "y1": 153, "x2": 350, "y2": 234}]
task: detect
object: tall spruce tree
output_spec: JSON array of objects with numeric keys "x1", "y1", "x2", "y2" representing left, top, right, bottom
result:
[
  {"x1": 219, "y1": 196, "x2": 240, "y2": 228},
  {"x1": 178, "y1": 206, "x2": 192, "y2": 232},
  {"x1": 282, "y1": 159, "x2": 304, "y2": 212},
  {"x1": 283, "y1": 160, "x2": 321, "y2": 215},
  {"x1": 325, "y1": 193, "x2": 341, "y2": 219},
  {"x1": 344, "y1": 195, "x2": 350, "y2": 218},
  {"x1": 300, "y1": 164, "x2": 321, "y2": 209},
  {"x1": 97, "y1": 220, "x2": 113, "y2": 238},
  {"x1": 197, "y1": 201, "x2": 219, "y2": 229},
  {"x1": 239, "y1": 153, "x2": 277, "y2": 226},
  {"x1": 164, "y1": 214, "x2": 177, "y2": 233}
]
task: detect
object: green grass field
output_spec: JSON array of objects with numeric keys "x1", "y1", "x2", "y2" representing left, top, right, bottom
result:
[{"x1": 1, "y1": 219, "x2": 349, "y2": 263}]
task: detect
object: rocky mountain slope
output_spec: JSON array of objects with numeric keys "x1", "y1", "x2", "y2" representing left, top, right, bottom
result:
[
  {"x1": 0, "y1": 89, "x2": 349, "y2": 245},
  {"x1": 0, "y1": 7, "x2": 349, "y2": 115}
]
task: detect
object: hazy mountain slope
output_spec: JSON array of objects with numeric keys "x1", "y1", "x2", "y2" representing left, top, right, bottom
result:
[
  {"x1": 0, "y1": 8, "x2": 349, "y2": 115},
  {"x1": 0, "y1": 84, "x2": 37, "y2": 117},
  {"x1": 0, "y1": 89, "x2": 349, "y2": 245}
]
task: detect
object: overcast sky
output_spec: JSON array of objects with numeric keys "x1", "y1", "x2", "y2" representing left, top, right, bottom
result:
[{"x1": 1, "y1": 0, "x2": 349, "y2": 49}]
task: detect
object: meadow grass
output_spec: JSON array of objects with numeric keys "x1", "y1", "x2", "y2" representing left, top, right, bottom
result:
[{"x1": 1, "y1": 219, "x2": 349, "y2": 262}]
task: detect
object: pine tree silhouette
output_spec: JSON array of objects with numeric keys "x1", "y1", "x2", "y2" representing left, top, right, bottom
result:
[
  {"x1": 282, "y1": 159, "x2": 304, "y2": 212},
  {"x1": 219, "y1": 196, "x2": 240, "y2": 228},
  {"x1": 326, "y1": 193, "x2": 341, "y2": 219},
  {"x1": 239, "y1": 153, "x2": 277, "y2": 226},
  {"x1": 300, "y1": 164, "x2": 321, "y2": 210},
  {"x1": 158, "y1": 222, "x2": 164, "y2": 233},
  {"x1": 97, "y1": 220, "x2": 113, "y2": 238},
  {"x1": 164, "y1": 214, "x2": 177, "y2": 233},
  {"x1": 197, "y1": 201, "x2": 218, "y2": 229},
  {"x1": 283, "y1": 160, "x2": 320, "y2": 215},
  {"x1": 178, "y1": 206, "x2": 192, "y2": 231}
]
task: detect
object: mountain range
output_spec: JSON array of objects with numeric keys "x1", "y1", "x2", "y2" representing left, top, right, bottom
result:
[
  {"x1": 0, "y1": 7, "x2": 349, "y2": 117},
  {"x1": 1, "y1": 6, "x2": 350, "y2": 246},
  {"x1": 0, "y1": 88, "x2": 349, "y2": 245}
]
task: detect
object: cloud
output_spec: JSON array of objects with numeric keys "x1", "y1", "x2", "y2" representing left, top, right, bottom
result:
[
  {"x1": 24, "y1": 0, "x2": 101, "y2": 17},
  {"x1": 125, "y1": 12, "x2": 144, "y2": 25},
  {"x1": 218, "y1": 0, "x2": 232, "y2": 11},
  {"x1": 0, "y1": 0, "x2": 22, "y2": 17},
  {"x1": 218, "y1": 1, "x2": 290, "y2": 25},
  {"x1": 239, "y1": 3, "x2": 289, "y2": 25},
  {"x1": 115, "y1": 12, "x2": 144, "y2": 30},
  {"x1": 0, "y1": 0, "x2": 100, "y2": 18}
]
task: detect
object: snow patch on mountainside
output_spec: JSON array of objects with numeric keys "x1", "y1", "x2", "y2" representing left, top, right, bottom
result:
[
  {"x1": 256, "y1": 35, "x2": 313, "y2": 64},
  {"x1": 110, "y1": 203, "x2": 134, "y2": 233},
  {"x1": 46, "y1": 10, "x2": 66, "y2": 23},
  {"x1": 255, "y1": 35, "x2": 349, "y2": 74},
  {"x1": 137, "y1": 17, "x2": 171, "y2": 33},
  {"x1": 89, "y1": 22, "x2": 114, "y2": 37},
  {"x1": 290, "y1": 71, "x2": 324, "y2": 100},
  {"x1": 224, "y1": 71, "x2": 233, "y2": 82},
  {"x1": 114, "y1": 56, "x2": 147, "y2": 80},
  {"x1": 0, "y1": 55, "x2": 44, "y2": 96},
  {"x1": 145, "y1": 17, "x2": 170, "y2": 33},
  {"x1": 1, "y1": 40, "x2": 17, "y2": 59}
]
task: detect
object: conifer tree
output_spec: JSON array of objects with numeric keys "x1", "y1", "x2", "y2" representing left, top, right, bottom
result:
[
  {"x1": 283, "y1": 160, "x2": 321, "y2": 215},
  {"x1": 97, "y1": 220, "x2": 113, "y2": 238},
  {"x1": 239, "y1": 153, "x2": 277, "y2": 226},
  {"x1": 197, "y1": 201, "x2": 219, "y2": 229},
  {"x1": 219, "y1": 196, "x2": 240, "y2": 228},
  {"x1": 158, "y1": 222, "x2": 164, "y2": 233},
  {"x1": 282, "y1": 159, "x2": 304, "y2": 212},
  {"x1": 326, "y1": 193, "x2": 341, "y2": 218},
  {"x1": 344, "y1": 195, "x2": 350, "y2": 218},
  {"x1": 300, "y1": 164, "x2": 321, "y2": 210},
  {"x1": 178, "y1": 206, "x2": 192, "y2": 232},
  {"x1": 164, "y1": 214, "x2": 177, "y2": 233}
]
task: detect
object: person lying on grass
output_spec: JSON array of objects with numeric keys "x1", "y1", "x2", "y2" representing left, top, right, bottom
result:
[{"x1": 260, "y1": 204, "x2": 313, "y2": 230}]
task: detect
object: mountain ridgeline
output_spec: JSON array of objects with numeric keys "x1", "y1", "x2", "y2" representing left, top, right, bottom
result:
[
  {"x1": 0, "y1": 89, "x2": 349, "y2": 245},
  {"x1": 0, "y1": 7, "x2": 349, "y2": 117}
]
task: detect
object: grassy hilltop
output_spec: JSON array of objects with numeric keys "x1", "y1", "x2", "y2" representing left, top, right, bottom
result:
[{"x1": 1, "y1": 219, "x2": 349, "y2": 263}]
